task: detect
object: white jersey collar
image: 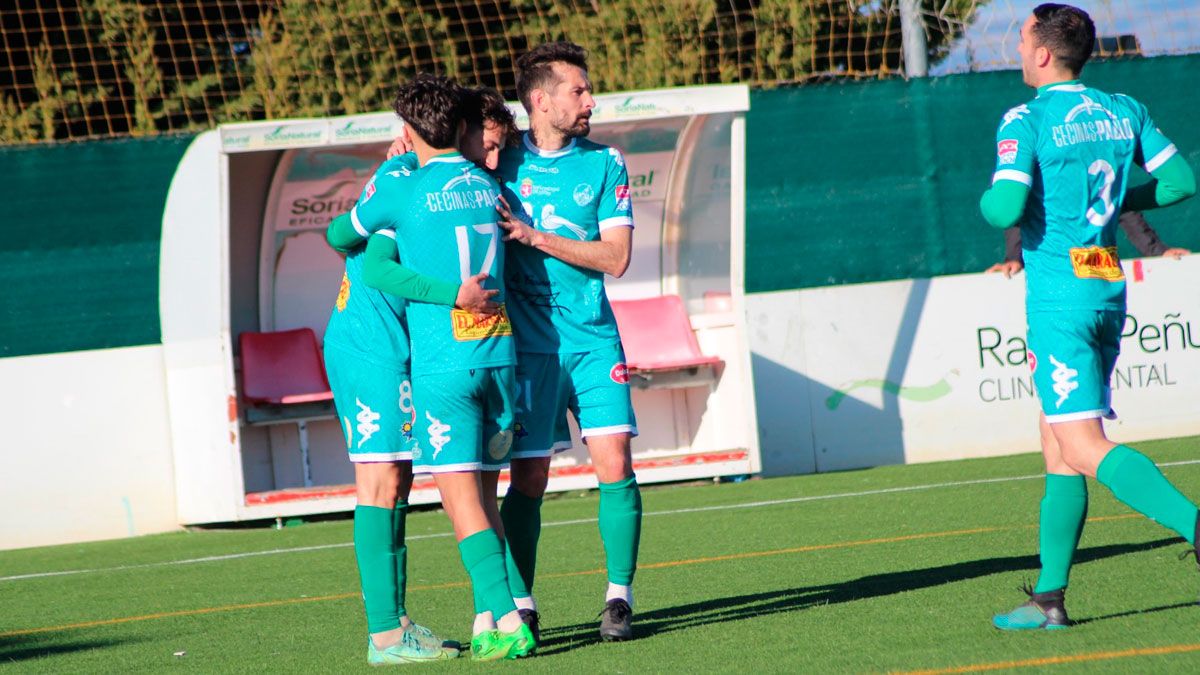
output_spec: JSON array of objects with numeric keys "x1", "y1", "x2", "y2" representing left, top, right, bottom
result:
[{"x1": 523, "y1": 132, "x2": 576, "y2": 158}]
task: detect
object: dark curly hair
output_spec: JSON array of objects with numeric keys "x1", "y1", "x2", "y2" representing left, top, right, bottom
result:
[
  {"x1": 1031, "y1": 3, "x2": 1095, "y2": 75},
  {"x1": 515, "y1": 41, "x2": 588, "y2": 113},
  {"x1": 392, "y1": 73, "x2": 465, "y2": 148},
  {"x1": 463, "y1": 86, "x2": 520, "y2": 145}
]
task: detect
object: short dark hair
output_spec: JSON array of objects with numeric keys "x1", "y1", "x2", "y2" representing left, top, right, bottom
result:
[
  {"x1": 392, "y1": 73, "x2": 464, "y2": 148},
  {"x1": 515, "y1": 41, "x2": 588, "y2": 112},
  {"x1": 463, "y1": 86, "x2": 520, "y2": 144},
  {"x1": 1031, "y1": 3, "x2": 1095, "y2": 75}
]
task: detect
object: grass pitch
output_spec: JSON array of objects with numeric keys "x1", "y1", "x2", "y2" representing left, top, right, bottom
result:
[{"x1": 4, "y1": 437, "x2": 1200, "y2": 673}]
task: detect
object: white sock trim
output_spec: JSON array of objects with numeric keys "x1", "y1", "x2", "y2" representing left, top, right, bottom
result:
[
  {"x1": 513, "y1": 596, "x2": 537, "y2": 612},
  {"x1": 606, "y1": 582, "x2": 633, "y2": 607}
]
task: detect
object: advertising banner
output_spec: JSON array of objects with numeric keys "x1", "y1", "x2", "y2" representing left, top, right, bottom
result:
[{"x1": 747, "y1": 256, "x2": 1200, "y2": 474}]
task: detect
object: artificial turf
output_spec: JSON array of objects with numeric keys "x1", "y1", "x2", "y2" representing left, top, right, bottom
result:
[{"x1": 3, "y1": 436, "x2": 1200, "y2": 672}]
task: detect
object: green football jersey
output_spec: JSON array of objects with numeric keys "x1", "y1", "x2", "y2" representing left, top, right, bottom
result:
[
  {"x1": 495, "y1": 133, "x2": 634, "y2": 354},
  {"x1": 991, "y1": 80, "x2": 1178, "y2": 313},
  {"x1": 323, "y1": 161, "x2": 413, "y2": 368},
  {"x1": 351, "y1": 151, "x2": 516, "y2": 376}
]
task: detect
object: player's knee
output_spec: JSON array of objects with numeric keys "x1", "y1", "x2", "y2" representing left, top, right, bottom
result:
[
  {"x1": 591, "y1": 447, "x2": 633, "y2": 483},
  {"x1": 510, "y1": 459, "x2": 550, "y2": 498}
]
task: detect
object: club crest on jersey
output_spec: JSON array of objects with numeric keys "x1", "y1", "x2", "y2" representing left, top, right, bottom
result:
[
  {"x1": 615, "y1": 184, "x2": 631, "y2": 210},
  {"x1": 610, "y1": 362, "x2": 630, "y2": 385},
  {"x1": 573, "y1": 183, "x2": 595, "y2": 206},
  {"x1": 520, "y1": 177, "x2": 534, "y2": 197},
  {"x1": 997, "y1": 140, "x2": 1019, "y2": 165}
]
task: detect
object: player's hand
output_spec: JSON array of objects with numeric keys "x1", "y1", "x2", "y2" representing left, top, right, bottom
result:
[
  {"x1": 1161, "y1": 247, "x2": 1190, "y2": 259},
  {"x1": 386, "y1": 135, "x2": 413, "y2": 159},
  {"x1": 496, "y1": 195, "x2": 541, "y2": 247},
  {"x1": 456, "y1": 272, "x2": 500, "y2": 318},
  {"x1": 985, "y1": 260, "x2": 1024, "y2": 278}
]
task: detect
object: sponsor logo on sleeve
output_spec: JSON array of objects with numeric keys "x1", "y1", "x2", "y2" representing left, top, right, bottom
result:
[
  {"x1": 614, "y1": 184, "x2": 631, "y2": 210},
  {"x1": 362, "y1": 178, "x2": 377, "y2": 202},
  {"x1": 610, "y1": 362, "x2": 630, "y2": 384},
  {"x1": 997, "y1": 139, "x2": 1019, "y2": 165}
]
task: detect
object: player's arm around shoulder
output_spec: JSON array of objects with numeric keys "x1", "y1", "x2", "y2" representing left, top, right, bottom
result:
[
  {"x1": 980, "y1": 103, "x2": 1038, "y2": 229},
  {"x1": 361, "y1": 229, "x2": 500, "y2": 316},
  {"x1": 325, "y1": 155, "x2": 421, "y2": 252}
]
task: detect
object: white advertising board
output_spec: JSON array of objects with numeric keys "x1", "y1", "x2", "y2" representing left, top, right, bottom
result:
[{"x1": 747, "y1": 255, "x2": 1200, "y2": 474}]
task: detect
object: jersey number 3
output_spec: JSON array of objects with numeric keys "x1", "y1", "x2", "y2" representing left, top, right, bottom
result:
[{"x1": 1086, "y1": 159, "x2": 1116, "y2": 227}]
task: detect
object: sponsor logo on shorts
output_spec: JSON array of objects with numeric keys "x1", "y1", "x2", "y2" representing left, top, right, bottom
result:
[
  {"x1": 513, "y1": 421, "x2": 529, "y2": 438},
  {"x1": 399, "y1": 381, "x2": 415, "y2": 440},
  {"x1": 1069, "y1": 245, "x2": 1124, "y2": 281},
  {"x1": 426, "y1": 412, "x2": 451, "y2": 459},
  {"x1": 336, "y1": 273, "x2": 351, "y2": 312},
  {"x1": 451, "y1": 304, "x2": 514, "y2": 341},
  {"x1": 610, "y1": 362, "x2": 630, "y2": 384},
  {"x1": 1048, "y1": 354, "x2": 1078, "y2": 408},
  {"x1": 1027, "y1": 351, "x2": 1037, "y2": 374},
  {"x1": 355, "y1": 398, "x2": 381, "y2": 448},
  {"x1": 997, "y1": 139, "x2": 1019, "y2": 165},
  {"x1": 573, "y1": 183, "x2": 595, "y2": 206}
]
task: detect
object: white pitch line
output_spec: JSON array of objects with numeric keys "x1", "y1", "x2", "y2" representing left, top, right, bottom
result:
[{"x1": 5, "y1": 459, "x2": 1199, "y2": 583}]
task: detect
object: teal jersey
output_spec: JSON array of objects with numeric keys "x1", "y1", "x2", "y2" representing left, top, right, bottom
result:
[
  {"x1": 991, "y1": 81, "x2": 1178, "y2": 313},
  {"x1": 495, "y1": 133, "x2": 634, "y2": 354},
  {"x1": 351, "y1": 151, "x2": 516, "y2": 376},
  {"x1": 323, "y1": 158, "x2": 418, "y2": 368}
]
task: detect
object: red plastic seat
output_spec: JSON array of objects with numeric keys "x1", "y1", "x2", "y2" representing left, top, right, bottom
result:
[
  {"x1": 239, "y1": 328, "x2": 334, "y2": 405},
  {"x1": 611, "y1": 295, "x2": 723, "y2": 373}
]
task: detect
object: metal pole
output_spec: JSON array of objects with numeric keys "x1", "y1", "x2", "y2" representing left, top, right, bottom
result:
[{"x1": 900, "y1": 0, "x2": 929, "y2": 77}]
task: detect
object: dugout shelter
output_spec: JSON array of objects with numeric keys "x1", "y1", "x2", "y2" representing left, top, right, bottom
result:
[{"x1": 160, "y1": 84, "x2": 759, "y2": 524}]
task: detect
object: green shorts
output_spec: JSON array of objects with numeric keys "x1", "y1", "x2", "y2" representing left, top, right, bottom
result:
[
  {"x1": 411, "y1": 366, "x2": 516, "y2": 473},
  {"x1": 512, "y1": 343, "x2": 638, "y2": 459},
  {"x1": 1027, "y1": 309, "x2": 1123, "y2": 424},
  {"x1": 323, "y1": 343, "x2": 415, "y2": 462}
]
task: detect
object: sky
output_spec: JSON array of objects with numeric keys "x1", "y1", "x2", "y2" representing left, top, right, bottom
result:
[{"x1": 931, "y1": 0, "x2": 1200, "y2": 74}]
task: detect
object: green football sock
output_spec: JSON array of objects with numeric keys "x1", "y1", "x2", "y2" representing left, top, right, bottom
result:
[
  {"x1": 598, "y1": 476, "x2": 643, "y2": 586},
  {"x1": 1033, "y1": 474, "x2": 1088, "y2": 594},
  {"x1": 393, "y1": 500, "x2": 408, "y2": 618},
  {"x1": 354, "y1": 505, "x2": 400, "y2": 633},
  {"x1": 458, "y1": 529, "x2": 518, "y2": 620},
  {"x1": 1097, "y1": 445, "x2": 1199, "y2": 544},
  {"x1": 500, "y1": 488, "x2": 542, "y2": 599}
]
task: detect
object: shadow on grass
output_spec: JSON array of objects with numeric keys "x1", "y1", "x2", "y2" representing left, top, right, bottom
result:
[
  {"x1": 536, "y1": 536, "x2": 1186, "y2": 655},
  {"x1": 0, "y1": 635, "x2": 140, "y2": 663}
]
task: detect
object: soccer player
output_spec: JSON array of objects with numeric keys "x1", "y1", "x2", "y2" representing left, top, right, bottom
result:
[
  {"x1": 323, "y1": 86, "x2": 519, "y2": 666},
  {"x1": 493, "y1": 42, "x2": 641, "y2": 642},
  {"x1": 349, "y1": 73, "x2": 534, "y2": 660},
  {"x1": 979, "y1": 3, "x2": 1197, "y2": 630}
]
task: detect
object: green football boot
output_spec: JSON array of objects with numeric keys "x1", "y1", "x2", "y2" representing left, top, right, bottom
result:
[
  {"x1": 469, "y1": 623, "x2": 537, "y2": 661},
  {"x1": 407, "y1": 621, "x2": 461, "y2": 656},
  {"x1": 367, "y1": 629, "x2": 457, "y2": 666},
  {"x1": 993, "y1": 586, "x2": 1071, "y2": 630}
]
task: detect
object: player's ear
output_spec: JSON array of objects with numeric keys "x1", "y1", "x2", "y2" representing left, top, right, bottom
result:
[
  {"x1": 1036, "y1": 45, "x2": 1053, "y2": 69},
  {"x1": 400, "y1": 124, "x2": 413, "y2": 147},
  {"x1": 532, "y1": 87, "x2": 550, "y2": 114}
]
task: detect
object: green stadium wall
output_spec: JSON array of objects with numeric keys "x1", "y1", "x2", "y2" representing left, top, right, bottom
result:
[
  {"x1": 0, "y1": 135, "x2": 194, "y2": 358},
  {"x1": 745, "y1": 53, "x2": 1200, "y2": 294}
]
